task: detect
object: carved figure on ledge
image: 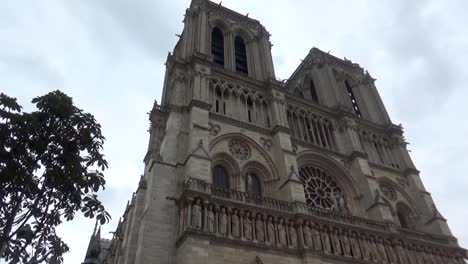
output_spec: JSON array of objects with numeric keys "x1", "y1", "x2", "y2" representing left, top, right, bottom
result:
[
  {"x1": 219, "y1": 207, "x2": 227, "y2": 236},
  {"x1": 244, "y1": 212, "x2": 252, "y2": 240},
  {"x1": 191, "y1": 198, "x2": 202, "y2": 229},
  {"x1": 231, "y1": 209, "x2": 240, "y2": 237},
  {"x1": 255, "y1": 214, "x2": 264, "y2": 242},
  {"x1": 267, "y1": 216, "x2": 275, "y2": 244}
]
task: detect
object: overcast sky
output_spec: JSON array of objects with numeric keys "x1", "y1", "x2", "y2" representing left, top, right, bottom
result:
[{"x1": 1, "y1": 0, "x2": 467, "y2": 263}]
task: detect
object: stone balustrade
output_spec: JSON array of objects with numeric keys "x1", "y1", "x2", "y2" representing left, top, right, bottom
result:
[{"x1": 177, "y1": 178, "x2": 466, "y2": 264}]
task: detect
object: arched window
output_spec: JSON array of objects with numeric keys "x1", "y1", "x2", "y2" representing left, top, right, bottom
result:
[
  {"x1": 211, "y1": 27, "x2": 224, "y2": 66},
  {"x1": 245, "y1": 172, "x2": 261, "y2": 197},
  {"x1": 396, "y1": 203, "x2": 414, "y2": 229},
  {"x1": 235, "y1": 36, "x2": 248, "y2": 74},
  {"x1": 309, "y1": 79, "x2": 319, "y2": 103},
  {"x1": 344, "y1": 80, "x2": 362, "y2": 118},
  {"x1": 213, "y1": 165, "x2": 229, "y2": 189}
]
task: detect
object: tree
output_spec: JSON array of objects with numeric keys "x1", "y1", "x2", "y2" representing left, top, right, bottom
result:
[{"x1": 0, "y1": 90, "x2": 110, "y2": 263}]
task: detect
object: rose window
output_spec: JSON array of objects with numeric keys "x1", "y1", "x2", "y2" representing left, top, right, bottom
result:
[
  {"x1": 299, "y1": 166, "x2": 342, "y2": 209},
  {"x1": 379, "y1": 182, "x2": 397, "y2": 201},
  {"x1": 228, "y1": 139, "x2": 251, "y2": 160}
]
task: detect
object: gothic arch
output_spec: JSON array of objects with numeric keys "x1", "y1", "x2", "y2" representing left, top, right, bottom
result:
[
  {"x1": 240, "y1": 160, "x2": 270, "y2": 194},
  {"x1": 208, "y1": 16, "x2": 230, "y2": 32},
  {"x1": 296, "y1": 150, "x2": 361, "y2": 213},
  {"x1": 209, "y1": 133, "x2": 279, "y2": 183},
  {"x1": 396, "y1": 202, "x2": 416, "y2": 229},
  {"x1": 231, "y1": 26, "x2": 254, "y2": 42},
  {"x1": 377, "y1": 177, "x2": 421, "y2": 215},
  {"x1": 211, "y1": 152, "x2": 241, "y2": 190}
]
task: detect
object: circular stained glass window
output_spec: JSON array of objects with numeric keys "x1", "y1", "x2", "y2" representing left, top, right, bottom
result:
[
  {"x1": 379, "y1": 182, "x2": 397, "y2": 201},
  {"x1": 228, "y1": 139, "x2": 251, "y2": 160},
  {"x1": 299, "y1": 166, "x2": 342, "y2": 209}
]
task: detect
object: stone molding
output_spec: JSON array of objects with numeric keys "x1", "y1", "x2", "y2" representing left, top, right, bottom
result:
[{"x1": 176, "y1": 178, "x2": 466, "y2": 263}]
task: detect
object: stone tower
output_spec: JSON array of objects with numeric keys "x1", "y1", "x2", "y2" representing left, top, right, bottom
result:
[{"x1": 93, "y1": 0, "x2": 467, "y2": 263}]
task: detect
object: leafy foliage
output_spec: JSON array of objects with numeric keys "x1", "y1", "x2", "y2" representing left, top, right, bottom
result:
[{"x1": 0, "y1": 91, "x2": 110, "y2": 263}]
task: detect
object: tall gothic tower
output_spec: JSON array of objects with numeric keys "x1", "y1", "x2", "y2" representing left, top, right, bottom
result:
[{"x1": 89, "y1": 1, "x2": 467, "y2": 263}]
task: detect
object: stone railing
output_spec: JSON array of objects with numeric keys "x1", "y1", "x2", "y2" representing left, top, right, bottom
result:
[
  {"x1": 178, "y1": 178, "x2": 466, "y2": 264},
  {"x1": 184, "y1": 178, "x2": 392, "y2": 232}
]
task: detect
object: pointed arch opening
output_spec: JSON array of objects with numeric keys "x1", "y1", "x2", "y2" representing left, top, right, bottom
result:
[
  {"x1": 245, "y1": 171, "x2": 262, "y2": 197},
  {"x1": 213, "y1": 165, "x2": 229, "y2": 190},
  {"x1": 396, "y1": 202, "x2": 414, "y2": 229},
  {"x1": 211, "y1": 27, "x2": 225, "y2": 66},
  {"x1": 235, "y1": 36, "x2": 248, "y2": 74}
]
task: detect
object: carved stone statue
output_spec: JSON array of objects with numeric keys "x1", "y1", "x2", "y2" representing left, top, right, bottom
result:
[
  {"x1": 376, "y1": 237, "x2": 389, "y2": 263},
  {"x1": 277, "y1": 219, "x2": 287, "y2": 247},
  {"x1": 321, "y1": 226, "x2": 332, "y2": 255},
  {"x1": 244, "y1": 212, "x2": 252, "y2": 240},
  {"x1": 384, "y1": 239, "x2": 397, "y2": 263},
  {"x1": 337, "y1": 194, "x2": 347, "y2": 213},
  {"x1": 267, "y1": 216, "x2": 275, "y2": 244},
  {"x1": 341, "y1": 231, "x2": 352, "y2": 258},
  {"x1": 359, "y1": 234, "x2": 371, "y2": 261},
  {"x1": 191, "y1": 199, "x2": 202, "y2": 229},
  {"x1": 368, "y1": 236, "x2": 381, "y2": 262},
  {"x1": 288, "y1": 222, "x2": 297, "y2": 248},
  {"x1": 219, "y1": 207, "x2": 227, "y2": 236},
  {"x1": 231, "y1": 209, "x2": 240, "y2": 237},
  {"x1": 330, "y1": 229, "x2": 342, "y2": 256},
  {"x1": 303, "y1": 221, "x2": 313, "y2": 248},
  {"x1": 207, "y1": 205, "x2": 215, "y2": 233},
  {"x1": 255, "y1": 214, "x2": 264, "y2": 242},
  {"x1": 395, "y1": 240, "x2": 409, "y2": 264},
  {"x1": 311, "y1": 224, "x2": 322, "y2": 252},
  {"x1": 349, "y1": 232, "x2": 362, "y2": 259}
]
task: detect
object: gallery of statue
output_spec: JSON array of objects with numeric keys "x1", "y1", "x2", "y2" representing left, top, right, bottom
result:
[{"x1": 82, "y1": 1, "x2": 467, "y2": 263}]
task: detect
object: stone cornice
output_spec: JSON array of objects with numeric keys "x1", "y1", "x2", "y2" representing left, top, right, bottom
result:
[
  {"x1": 178, "y1": 179, "x2": 464, "y2": 253},
  {"x1": 209, "y1": 112, "x2": 272, "y2": 136},
  {"x1": 210, "y1": 65, "x2": 269, "y2": 92},
  {"x1": 291, "y1": 138, "x2": 347, "y2": 160},
  {"x1": 188, "y1": 99, "x2": 211, "y2": 111}
]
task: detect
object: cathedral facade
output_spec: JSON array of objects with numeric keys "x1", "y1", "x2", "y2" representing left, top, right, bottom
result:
[{"x1": 83, "y1": 1, "x2": 467, "y2": 263}]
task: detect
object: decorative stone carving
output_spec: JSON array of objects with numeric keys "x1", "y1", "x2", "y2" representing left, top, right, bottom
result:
[
  {"x1": 267, "y1": 216, "x2": 275, "y2": 244},
  {"x1": 349, "y1": 232, "x2": 362, "y2": 259},
  {"x1": 311, "y1": 223, "x2": 322, "y2": 252},
  {"x1": 176, "y1": 186, "x2": 462, "y2": 263},
  {"x1": 244, "y1": 212, "x2": 252, "y2": 240},
  {"x1": 303, "y1": 221, "x2": 313, "y2": 248},
  {"x1": 379, "y1": 182, "x2": 397, "y2": 201},
  {"x1": 207, "y1": 205, "x2": 215, "y2": 233},
  {"x1": 321, "y1": 226, "x2": 332, "y2": 255},
  {"x1": 291, "y1": 143, "x2": 298, "y2": 153},
  {"x1": 299, "y1": 166, "x2": 343, "y2": 209},
  {"x1": 376, "y1": 237, "x2": 389, "y2": 263},
  {"x1": 277, "y1": 219, "x2": 287, "y2": 247},
  {"x1": 219, "y1": 207, "x2": 227, "y2": 236},
  {"x1": 208, "y1": 122, "x2": 221, "y2": 136},
  {"x1": 330, "y1": 229, "x2": 342, "y2": 256},
  {"x1": 191, "y1": 199, "x2": 202, "y2": 229},
  {"x1": 332, "y1": 193, "x2": 349, "y2": 213},
  {"x1": 368, "y1": 236, "x2": 381, "y2": 262},
  {"x1": 384, "y1": 239, "x2": 398, "y2": 263},
  {"x1": 231, "y1": 209, "x2": 240, "y2": 237},
  {"x1": 228, "y1": 139, "x2": 251, "y2": 160},
  {"x1": 259, "y1": 137, "x2": 272, "y2": 151},
  {"x1": 359, "y1": 234, "x2": 371, "y2": 261},
  {"x1": 341, "y1": 231, "x2": 352, "y2": 258},
  {"x1": 288, "y1": 221, "x2": 297, "y2": 248},
  {"x1": 255, "y1": 214, "x2": 264, "y2": 242}
]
